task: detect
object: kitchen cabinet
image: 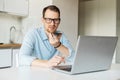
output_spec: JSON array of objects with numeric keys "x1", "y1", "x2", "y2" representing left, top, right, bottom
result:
[
  {"x1": 0, "y1": 0, "x2": 4, "y2": 11},
  {"x1": 0, "y1": 44, "x2": 21, "y2": 68},
  {"x1": 0, "y1": 0, "x2": 29, "y2": 17},
  {"x1": 12, "y1": 49, "x2": 20, "y2": 67},
  {"x1": 0, "y1": 49, "x2": 12, "y2": 68}
]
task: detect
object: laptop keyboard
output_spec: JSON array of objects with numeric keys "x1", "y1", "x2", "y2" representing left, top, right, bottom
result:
[{"x1": 53, "y1": 65, "x2": 72, "y2": 72}]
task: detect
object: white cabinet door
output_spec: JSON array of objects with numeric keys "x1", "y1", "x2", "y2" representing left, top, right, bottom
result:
[
  {"x1": 4, "y1": 0, "x2": 29, "y2": 16},
  {"x1": 12, "y1": 49, "x2": 20, "y2": 67},
  {"x1": 0, "y1": 0, "x2": 4, "y2": 11},
  {"x1": 0, "y1": 49, "x2": 12, "y2": 68}
]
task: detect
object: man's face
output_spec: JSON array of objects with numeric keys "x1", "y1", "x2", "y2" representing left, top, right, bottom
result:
[{"x1": 42, "y1": 9, "x2": 60, "y2": 33}]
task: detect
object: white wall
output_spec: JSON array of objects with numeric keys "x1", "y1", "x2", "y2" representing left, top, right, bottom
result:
[
  {"x1": 79, "y1": 0, "x2": 116, "y2": 63},
  {"x1": 79, "y1": 0, "x2": 116, "y2": 36},
  {"x1": 0, "y1": 13, "x2": 21, "y2": 43},
  {"x1": 116, "y1": 0, "x2": 120, "y2": 63}
]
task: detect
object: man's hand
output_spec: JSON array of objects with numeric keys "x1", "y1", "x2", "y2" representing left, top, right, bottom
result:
[
  {"x1": 46, "y1": 55, "x2": 65, "y2": 68},
  {"x1": 48, "y1": 33, "x2": 61, "y2": 47}
]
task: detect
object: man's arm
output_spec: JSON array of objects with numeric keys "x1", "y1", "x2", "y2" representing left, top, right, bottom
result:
[
  {"x1": 31, "y1": 55, "x2": 64, "y2": 68},
  {"x1": 19, "y1": 29, "x2": 37, "y2": 66},
  {"x1": 55, "y1": 43, "x2": 69, "y2": 57},
  {"x1": 48, "y1": 33, "x2": 70, "y2": 58}
]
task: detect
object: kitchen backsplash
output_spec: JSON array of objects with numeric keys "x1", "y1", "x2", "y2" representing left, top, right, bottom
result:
[{"x1": 0, "y1": 13, "x2": 23, "y2": 43}]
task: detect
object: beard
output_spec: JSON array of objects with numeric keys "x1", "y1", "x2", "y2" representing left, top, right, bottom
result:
[{"x1": 46, "y1": 27, "x2": 56, "y2": 33}]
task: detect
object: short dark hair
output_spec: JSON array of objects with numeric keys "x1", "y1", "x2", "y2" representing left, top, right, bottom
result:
[{"x1": 42, "y1": 5, "x2": 60, "y2": 18}]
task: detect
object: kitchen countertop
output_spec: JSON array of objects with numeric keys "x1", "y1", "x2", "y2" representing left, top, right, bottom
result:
[{"x1": 0, "y1": 43, "x2": 21, "y2": 49}]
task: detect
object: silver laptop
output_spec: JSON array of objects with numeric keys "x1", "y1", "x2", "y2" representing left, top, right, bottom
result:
[{"x1": 52, "y1": 36, "x2": 118, "y2": 74}]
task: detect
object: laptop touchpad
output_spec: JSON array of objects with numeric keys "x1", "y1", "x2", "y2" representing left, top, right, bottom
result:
[{"x1": 53, "y1": 65, "x2": 72, "y2": 72}]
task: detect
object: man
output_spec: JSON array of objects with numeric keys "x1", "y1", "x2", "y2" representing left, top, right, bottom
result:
[{"x1": 19, "y1": 5, "x2": 74, "y2": 68}]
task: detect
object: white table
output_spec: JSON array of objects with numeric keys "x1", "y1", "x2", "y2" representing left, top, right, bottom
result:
[{"x1": 0, "y1": 64, "x2": 120, "y2": 80}]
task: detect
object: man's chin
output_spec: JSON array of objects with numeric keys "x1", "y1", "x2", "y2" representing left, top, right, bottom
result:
[
  {"x1": 50, "y1": 31, "x2": 56, "y2": 33},
  {"x1": 47, "y1": 29, "x2": 56, "y2": 33}
]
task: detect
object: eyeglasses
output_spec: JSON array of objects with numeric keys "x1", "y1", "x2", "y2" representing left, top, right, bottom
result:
[{"x1": 44, "y1": 18, "x2": 60, "y2": 24}]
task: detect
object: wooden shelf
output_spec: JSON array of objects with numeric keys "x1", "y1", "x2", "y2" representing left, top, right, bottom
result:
[{"x1": 0, "y1": 43, "x2": 21, "y2": 49}]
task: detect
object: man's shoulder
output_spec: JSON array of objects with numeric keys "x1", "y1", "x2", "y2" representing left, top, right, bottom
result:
[
  {"x1": 24, "y1": 27, "x2": 41, "y2": 38},
  {"x1": 27, "y1": 27, "x2": 43, "y2": 33}
]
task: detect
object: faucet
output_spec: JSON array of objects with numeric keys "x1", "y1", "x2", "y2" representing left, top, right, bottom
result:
[{"x1": 10, "y1": 26, "x2": 16, "y2": 43}]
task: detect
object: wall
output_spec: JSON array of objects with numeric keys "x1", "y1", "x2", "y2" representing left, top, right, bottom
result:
[
  {"x1": 116, "y1": 0, "x2": 120, "y2": 63},
  {"x1": 79, "y1": 0, "x2": 116, "y2": 36},
  {"x1": 0, "y1": 13, "x2": 21, "y2": 43},
  {"x1": 79, "y1": 0, "x2": 116, "y2": 63}
]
